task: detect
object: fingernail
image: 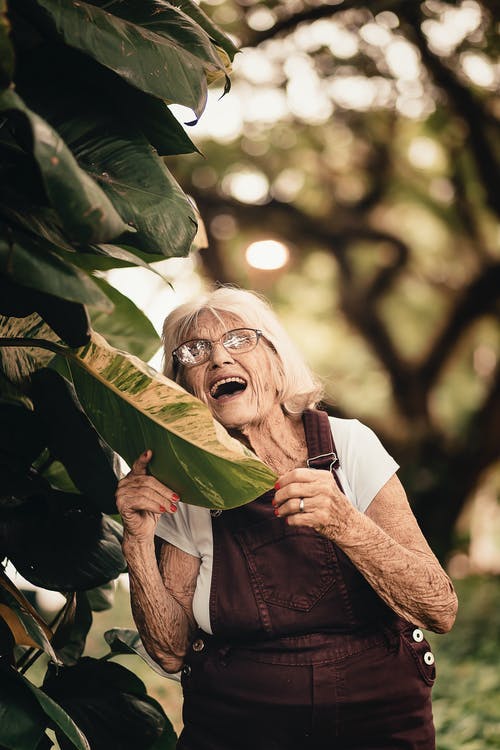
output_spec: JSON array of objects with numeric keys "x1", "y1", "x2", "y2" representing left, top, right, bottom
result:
[
  {"x1": 171, "y1": 493, "x2": 180, "y2": 502},
  {"x1": 274, "y1": 482, "x2": 280, "y2": 490},
  {"x1": 274, "y1": 508, "x2": 280, "y2": 516},
  {"x1": 143, "y1": 450, "x2": 150, "y2": 458},
  {"x1": 272, "y1": 501, "x2": 277, "y2": 508},
  {"x1": 159, "y1": 505, "x2": 167, "y2": 513},
  {"x1": 170, "y1": 503, "x2": 177, "y2": 513}
]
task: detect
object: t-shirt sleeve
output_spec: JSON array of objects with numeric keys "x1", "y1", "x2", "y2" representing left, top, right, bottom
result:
[
  {"x1": 155, "y1": 504, "x2": 200, "y2": 558},
  {"x1": 335, "y1": 419, "x2": 399, "y2": 513}
]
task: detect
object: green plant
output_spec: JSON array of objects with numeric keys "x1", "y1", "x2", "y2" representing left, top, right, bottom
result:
[{"x1": 0, "y1": 0, "x2": 238, "y2": 747}]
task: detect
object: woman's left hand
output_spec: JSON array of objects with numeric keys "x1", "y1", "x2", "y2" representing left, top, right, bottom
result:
[{"x1": 273, "y1": 468, "x2": 357, "y2": 539}]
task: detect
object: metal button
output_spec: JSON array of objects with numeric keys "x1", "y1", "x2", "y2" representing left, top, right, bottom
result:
[
  {"x1": 412, "y1": 628, "x2": 424, "y2": 642},
  {"x1": 423, "y1": 651, "x2": 435, "y2": 666},
  {"x1": 192, "y1": 638, "x2": 205, "y2": 652},
  {"x1": 181, "y1": 664, "x2": 192, "y2": 676}
]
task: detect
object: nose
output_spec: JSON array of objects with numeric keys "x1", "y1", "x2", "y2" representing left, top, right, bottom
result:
[{"x1": 209, "y1": 341, "x2": 235, "y2": 367}]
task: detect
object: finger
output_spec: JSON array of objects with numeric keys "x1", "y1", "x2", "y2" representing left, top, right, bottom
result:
[
  {"x1": 130, "y1": 449, "x2": 153, "y2": 476},
  {"x1": 273, "y1": 482, "x2": 320, "y2": 507},
  {"x1": 120, "y1": 475, "x2": 179, "y2": 502},
  {"x1": 274, "y1": 495, "x2": 315, "y2": 518},
  {"x1": 117, "y1": 492, "x2": 177, "y2": 515}
]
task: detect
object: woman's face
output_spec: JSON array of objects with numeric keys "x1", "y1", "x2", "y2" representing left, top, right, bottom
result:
[{"x1": 178, "y1": 312, "x2": 281, "y2": 430}]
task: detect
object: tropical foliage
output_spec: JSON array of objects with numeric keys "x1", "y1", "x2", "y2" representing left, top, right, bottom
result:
[{"x1": 0, "y1": 0, "x2": 239, "y2": 747}]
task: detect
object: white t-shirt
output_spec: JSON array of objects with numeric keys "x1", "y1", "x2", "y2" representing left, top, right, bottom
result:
[{"x1": 155, "y1": 417, "x2": 399, "y2": 635}]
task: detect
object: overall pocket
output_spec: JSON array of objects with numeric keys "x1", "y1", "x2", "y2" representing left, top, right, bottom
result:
[
  {"x1": 236, "y1": 520, "x2": 336, "y2": 612},
  {"x1": 400, "y1": 628, "x2": 436, "y2": 687}
]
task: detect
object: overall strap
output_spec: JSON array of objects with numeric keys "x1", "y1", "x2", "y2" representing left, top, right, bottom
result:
[{"x1": 302, "y1": 409, "x2": 341, "y2": 474}]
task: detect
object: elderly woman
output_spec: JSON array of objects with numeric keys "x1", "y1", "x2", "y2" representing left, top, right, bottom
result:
[{"x1": 116, "y1": 286, "x2": 457, "y2": 750}]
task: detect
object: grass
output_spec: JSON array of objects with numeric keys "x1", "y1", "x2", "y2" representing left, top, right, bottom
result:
[{"x1": 28, "y1": 574, "x2": 500, "y2": 748}]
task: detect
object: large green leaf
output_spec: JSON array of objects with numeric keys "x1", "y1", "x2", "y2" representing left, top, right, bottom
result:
[
  {"x1": 0, "y1": 89, "x2": 129, "y2": 243},
  {"x1": 34, "y1": 0, "x2": 227, "y2": 118},
  {"x1": 43, "y1": 657, "x2": 174, "y2": 750},
  {"x1": 90, "y1": 277, "x2": 161, "y2": 361},
  {"x1": 67, "y1": 331, "x2": 276, "y2": 509},
  {"x1": 0, "y1": 324, "x2": 276, "y2": 508},
  {"x1": 12, "y1": 44, "x2": 198, "y2": 258},
  {"x1": 0, "y1": 222, "x2": 113, "y2": 311},
  {"x1": 61, "y1": 113, "x2": 197, "y2": 257}
]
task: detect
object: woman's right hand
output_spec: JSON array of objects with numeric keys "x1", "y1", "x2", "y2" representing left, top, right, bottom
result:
[{"x1": 115, "y1": 450, "x2": 179, "y2": 543}]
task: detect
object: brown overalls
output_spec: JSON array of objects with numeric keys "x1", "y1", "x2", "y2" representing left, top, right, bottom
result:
[{"x1": 177, "y1": 410, "x2": 436, "y2": 750}]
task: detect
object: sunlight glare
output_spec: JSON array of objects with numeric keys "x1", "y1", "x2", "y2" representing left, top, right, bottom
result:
[
  {"x1": 460, "y1": 52, "x2": 496, "y2": 88},
  {"x1": 385, "y1": 40, "x2": 421, "y2": 81},
  {"x1": 422, "y1": 2, "x2": 483, "y2": 55},
  {"x1": 222, "y1": 168, "x2": 270, "y2": 204},
  {"x1": 245, "y1": 239, "x2": 290, "y2": 270},
  {"x1": 246, "y1": 6, "x2": 276, "y2": 31},
  {"x1": 407, "y1": 137, "x2": 444, "y2": 170}
]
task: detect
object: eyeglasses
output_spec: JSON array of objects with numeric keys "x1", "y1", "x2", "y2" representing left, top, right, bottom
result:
[{"x1": 172, "y1": 328, "x2": 263, "y2": 369}]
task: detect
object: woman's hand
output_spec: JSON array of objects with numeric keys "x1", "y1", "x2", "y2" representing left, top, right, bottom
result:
[
  {"x1": 273, "y1": 467, "x2": 356, "y2": 539},
  {"x1": 115, "y1": 450, "x2": 180, "y2": 543}
]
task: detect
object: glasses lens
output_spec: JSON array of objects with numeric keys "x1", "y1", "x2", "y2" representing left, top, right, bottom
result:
[
  {"x1": 223, "y1": 329, "x2": 258, "y2": 352},
  {"x1": 176, "y1": 339, "x2": 211, "y2": 365}
]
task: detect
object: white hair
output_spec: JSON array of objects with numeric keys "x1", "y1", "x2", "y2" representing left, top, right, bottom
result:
[{"x1": 161, "y1": 286, "x2": 324, "y2": 416}]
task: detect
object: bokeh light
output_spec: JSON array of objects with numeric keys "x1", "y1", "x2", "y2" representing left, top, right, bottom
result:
[{"x1": 245, "y1": 239, "x2": 290, "y2": 270}]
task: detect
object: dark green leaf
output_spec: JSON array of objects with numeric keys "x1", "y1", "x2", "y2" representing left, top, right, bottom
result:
[
  {"x1": 21, "y1": 675, "x2": 90, "y2": 750},
  {"x1": 12, "y1": 44, "x2": 198, "y2": 258},
  {"x1": 5, "y1": 492, "x2": 125, "y2": 591},
  {"x1": 0, "y1": 401, "x2": 45, "y2": 470},
  {"x1": 147, "y1": 722, "x2": 177, "y2": 750},
  {"x1": 51, "y1": 593, "x2": 92, "y2": 666},
  {"x1": 62, "y1": 244, "x2": 167, "y2": 273},
  {"x1": 34, "y1": 0, "x2": 225, "y2": 118},
  {"x1": 0, "y1": 275, "x2": 91, "y2": 348},
  {"x1": 90, "y1": 278, "x2": 161, "y2": 361},
  {"x1": 173, "y1": 0, "x2": 238, "y2": 61},
  {"x1": 43, "y1": 657, "x2": 172, "y2": 750},
  {"x1": 30, "y1": 368, "x2": 119, "y2": 514},
  {"x1": 63, "y1": 116, "x2": 197, "y2": 258},
  {"x1": 85, "y1": 580, "x2": 116, "y2": 612},
  {"x1": 104, "y1": 628, "x2": 172, "y2": 678},
  {"x1": 0, "y1": 665, "x2": 46, "y2": 750},
  {"x1": 0, "y1": 222, "x2": 113, "y2": 311},
  {"x1": 0, "y1": 89, "x2": 129, "y2": 243},
  {"x1": 40, "y1": 460, "x2": 79, "y2": 494}
]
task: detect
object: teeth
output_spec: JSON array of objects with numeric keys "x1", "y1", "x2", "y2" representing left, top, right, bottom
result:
[{"x1": 210, "y1": 377, "x2": 246, "y2": 397}]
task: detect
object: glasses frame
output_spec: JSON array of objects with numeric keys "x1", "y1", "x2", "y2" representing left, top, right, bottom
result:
[{"x1": 172, "y1": 327, "x2": 263, "y2": 370}]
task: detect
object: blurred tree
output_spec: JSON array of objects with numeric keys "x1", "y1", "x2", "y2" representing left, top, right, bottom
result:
[{"x1": 171, "y1": 0, "x2": 500, "y2": 559}]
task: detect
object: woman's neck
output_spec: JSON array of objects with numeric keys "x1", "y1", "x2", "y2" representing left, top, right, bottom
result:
[{"x1": 229, "y1": 406, "x2": 308, "y2": 475}]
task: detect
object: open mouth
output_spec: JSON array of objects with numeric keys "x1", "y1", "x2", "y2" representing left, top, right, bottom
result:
[{"x1": 209, "y1": 377, "x2": 247, "y2": 400}]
